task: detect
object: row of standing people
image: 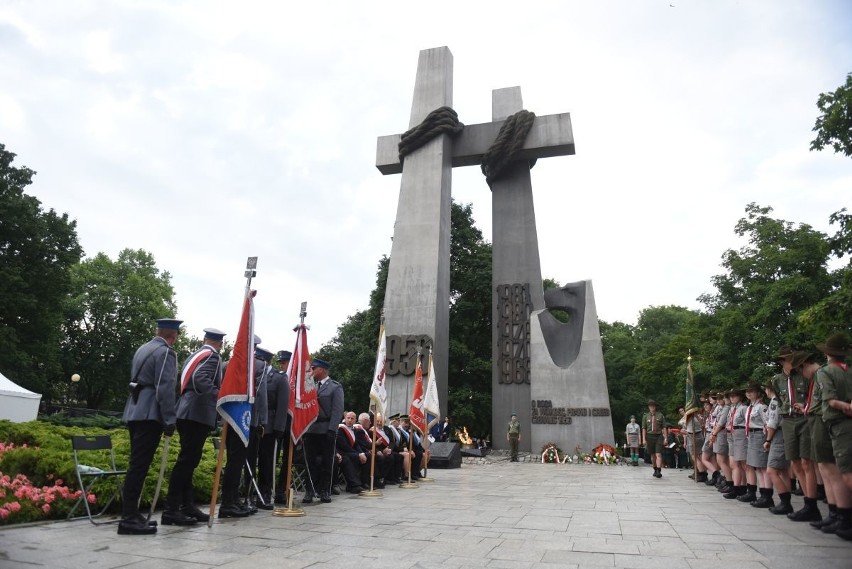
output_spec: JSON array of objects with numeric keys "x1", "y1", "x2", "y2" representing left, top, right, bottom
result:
[
  {"x1": 681, "y1": 333, "x2": 852, "y2": 541},
  {"x1": 117, "y1": 319, "x2": 433, "y2": 535}
]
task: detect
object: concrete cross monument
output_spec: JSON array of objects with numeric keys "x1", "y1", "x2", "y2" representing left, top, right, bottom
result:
[{"x1": 376, "y1": 46, "x2": 613, "y2": 456}]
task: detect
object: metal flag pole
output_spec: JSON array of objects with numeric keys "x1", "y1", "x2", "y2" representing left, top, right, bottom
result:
[
  {"x1": 208, "y1": 256, "x2": 257, "y2": 527},
  {"x1": 274, "y1": 302, "x2": 308, "y2": 517},
  {"x1": 146, "y1": 435, "x2": 171, "y2": 523},
  {"x1": 361, "y1": 314, "x2": 386, "y2": 499}
]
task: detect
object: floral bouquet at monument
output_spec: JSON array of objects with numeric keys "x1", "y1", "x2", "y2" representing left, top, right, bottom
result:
[
  {"x1": 540, "y1": 442, "x2": 562, "y2": 463},
  {"x1": 592, "y1": 443, "x2": 619, "y2": 465}
]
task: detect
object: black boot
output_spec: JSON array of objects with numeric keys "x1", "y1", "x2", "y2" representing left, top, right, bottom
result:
[
  {"x1": 769, "y1": 492, "x2": 793, "y2": 515},
  {"x1": 718, "y1": 480, "x2": 733, "y2": 493},
  {"x1": 737, "y1": 484, "x2": 757, "y2": 503},
  {"x1": 302, "y1": 489, "x2": 315, "y2": 503},
  {"x1": 723, "y1": 485, "x2": 745, "y2": 499},
  {"x1": 715, "y1": 474, "x2": 728, "y2": 488},
  {"x1": 827, "y1": 509, "x2": 852, "y2": 536},
  {"x1": 705, "y1": 471, "x2": 719, "y2": 486},
  {"x1": 811, "y1": 505, "x2": 837, "y2": 529},
  {"x1": 751, "y1": 488, "x2": 774, "y2": 508},
  {"x1": 695, "y1": 472, "x2": 708, "y2": 483},
  {"x1": 788, "y1": 497, "x2": 822, "y2": 522}
]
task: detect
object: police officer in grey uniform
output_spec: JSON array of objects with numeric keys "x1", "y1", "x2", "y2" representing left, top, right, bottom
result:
[
  {"x1": 241, "y1": 345, "x2": 270, "y2": 513},
  {"x1": 303, "y1": 358, "x2": 344, "y2": 504},
  {"x1": 163, "y1": 327, "x2": 225, "y2": 525},
  {"x1": 118, "y1": 318, "x2": 181, "y2": 535},
  {"x1": 257, "y1": 350, "x2": 289, "y2": 508}
]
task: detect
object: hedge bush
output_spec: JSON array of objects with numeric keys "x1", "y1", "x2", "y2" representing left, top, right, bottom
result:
[{"x1": 0, "y1": 420, "x2": 222, "y2": 525}]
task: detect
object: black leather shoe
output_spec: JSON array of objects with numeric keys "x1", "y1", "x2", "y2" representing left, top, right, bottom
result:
[
  {"x1": 320, "y1": 492, "x2": 332, "y2": 503},
  {"x1": 346, "y1": 485, "x2": 364, "y2": 494},
  {"x1": 821, "y1": 519, "x2": 848, "y2": 534},
  {"x1": 131, "y1": 513, "x2": 158, "y2": 527},
  {"x1": 788, "y1": 506, "x2": 822, "y2": 522},
  {"x1": 810, "y1": 513, "x2": 836, "y2": 529},
  {"x1": 257, "y1": 501, "x2": 274, "y2": 510},
  {"x1": 218, "y1": 504, "x2": 250, "y2": 518},
  {"x1": 118, "y1": 517, "x2": 157, "y2": 535},
  {"x1": 723, "y1": 487, "x2": 743, "y2": 499},
  {"x1": 302, "y1": 491, "x2": 314, "y2": 504},
  {"x1": 769, "y1": 502, "x2": 794, "y2": 515},
  {"x1": 181, "y1": 505, "x2": 209, "y2": 523},
  {"x1": 751, "y1": 496, "x2": 774, "y2": 509},
  {"x1": 161, "y1": 510, "x2": 198, "y2": 526},
  {"x1": 737, "y1": 491, "x2": 756, "y2": 503},
  {"x1": 331, "y1": 485, "x2": 341, "y2": 496}
]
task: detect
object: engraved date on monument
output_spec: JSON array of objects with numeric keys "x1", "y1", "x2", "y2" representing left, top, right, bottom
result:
[
  {"x1": 497, "y1": 283, "x2": 532, "y2": 385},
  {"x1": 530, "y1": 400, "x2": 610, "y2": 424},
  {"x1": 385, "y1": 334, "x2": 433, "y2": 376}
]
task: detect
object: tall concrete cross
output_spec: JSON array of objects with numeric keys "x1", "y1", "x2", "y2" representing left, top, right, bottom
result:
[{"x1": 375, "y1": 47, "x2": 575, "y2": 427}]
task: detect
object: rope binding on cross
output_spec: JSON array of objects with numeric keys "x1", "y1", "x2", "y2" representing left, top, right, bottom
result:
[
  {"x1": 480, "y1": 109, "x2": 537, "y2": 188},
  {"x1": 397, "y1": 106, "x2": 464, "y2": 162}
]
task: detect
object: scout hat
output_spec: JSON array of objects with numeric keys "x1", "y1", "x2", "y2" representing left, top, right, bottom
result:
[
  {"x1": 156, "y1": 318, "x2": 183, "y2": 330},
  {"x1": 744, "y1": 382, "x2": 763, "y2": 393},
  {"x1": 647, "y1": 399, "x2": 658, "y2": 407},
  {"x1": 726, "y1": 387, "x2": 744, "y2": 398},
  {"x1": 790, "y1": 350, "x2": 817, "y2": 368},
  {"x1": 776, "y1": 345, "x2": 795, "y2": 361},
  {"x1": 203, "y1": 327, "x2": 226, "y2": 341},
  {"x1": 816, "y1": 332, "x2": 852, "y2": 357}
]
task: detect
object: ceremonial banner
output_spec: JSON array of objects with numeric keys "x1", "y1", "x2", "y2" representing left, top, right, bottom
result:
[
  {"x1": 409, "y1": 354, "x2": 426, "y2": 434},
  {"x1": 684, "y1": 354, "x2": 699, "y2": 418},
  {"x1": 369, "y1": 324, "x2": 388, "y2": 417},
  {"x1": 217, "y1": 290, "x2": 256, "y2": 446},
  {"x1": 288, "y1": 323, "x2": 318, "y2": 443},
  {"x1": 424, "y1": 352, "x2": 440, "y2": 431}
]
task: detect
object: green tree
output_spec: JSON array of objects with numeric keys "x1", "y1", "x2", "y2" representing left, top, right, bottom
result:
[
  {"x1": 61, "y1": 249, "x2": 177, "y2": 410},
  {"x1": 0, "y1": 144, "x2": 83, "y2": 400},
  {"x1": 810, "y1": 73, "x2": 852, "y2": 157},
  {"x1": 698, "y1": 203, "x2": 834, "y2": 381}
]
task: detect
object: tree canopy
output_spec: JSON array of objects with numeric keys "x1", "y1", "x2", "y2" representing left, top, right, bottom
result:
[
  {"x1": 810, "y1": 72, "x2": 852, "y2": 157},
  {"x1": 0, "y1": 144, "x2": 83, "y2": 398},
  {"x1": 60, "y1": 249, "x2": 177, "y2": 410}
]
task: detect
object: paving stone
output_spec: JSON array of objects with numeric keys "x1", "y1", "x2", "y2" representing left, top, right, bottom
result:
[{"x1": 0, "y1": 462, "x2": 849, "y2": 568}]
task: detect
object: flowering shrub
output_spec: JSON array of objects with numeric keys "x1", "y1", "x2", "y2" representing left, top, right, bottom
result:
[
  {"x1": 540, "y1": 443, "x2": 563, "y2": 463},
  {"x1": 0, "y1": 471, "x2": 94, "y2": 524}
]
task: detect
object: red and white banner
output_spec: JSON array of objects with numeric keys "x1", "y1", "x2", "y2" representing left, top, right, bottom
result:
[{"x1": 287, "y1": 323, "x2": 318, "y2": 443}]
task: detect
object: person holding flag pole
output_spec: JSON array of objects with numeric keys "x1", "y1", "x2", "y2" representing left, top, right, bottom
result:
[
  {"x1": 362, "y1": 315, "x2": 388, "y2": 498},
  {"x1": 401, "y1": 349, "x2": 426, "y2": 489},
  {"x1": 207, "y1": 257, "x2": 257, "y2": 526},
  {"x1": 421, "y1": 346, "x2": 440, "y2": 483},
  {"x1": 684, "y1": 351, "x2": 702, "y2": 483},
  {"x1": 274, "y1": 302, "x2": 319, "y2": 517}
]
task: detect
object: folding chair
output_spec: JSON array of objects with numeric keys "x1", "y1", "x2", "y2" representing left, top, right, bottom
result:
[{"x1": 67, "y1": 435, "x2": 126, "y2": 524}]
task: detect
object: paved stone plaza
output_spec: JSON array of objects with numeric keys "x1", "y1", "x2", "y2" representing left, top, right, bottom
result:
[{"x1": 1, "y1": 461, "x2": 850, "y2": 569}]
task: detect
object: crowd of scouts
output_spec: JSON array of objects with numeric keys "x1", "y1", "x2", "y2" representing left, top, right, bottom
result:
[
  {"x1": 117, "y1": 319, "x2": 431, "y2": 536},
  {"x1": 630, "y1": 332, "x2": 852, "y2": 541}
]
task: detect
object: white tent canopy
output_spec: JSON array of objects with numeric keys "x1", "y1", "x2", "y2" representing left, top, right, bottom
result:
[{"x1": 0, "y1": 371, "x2": 41, "y2": 423}]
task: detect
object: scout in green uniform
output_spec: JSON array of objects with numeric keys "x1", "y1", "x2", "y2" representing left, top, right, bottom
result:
[
  {"x1": 507, "y1": 413, "x2": 521, "y2": 462},
  {"x1": 763, "y1": 380, "x2": 792, "y2": 514},
  {"x1": 787, "y1": 351, "x2": 824, "y2": 522},
  {"x1": 642, "y1": 400, "x2": 667, "y2": 478},
  {"x1": 813, "y1": 333, "x2": 852, "y2": 539}
]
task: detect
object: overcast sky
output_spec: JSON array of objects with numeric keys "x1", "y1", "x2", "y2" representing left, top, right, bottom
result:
[{"x1": 1, "y1": 1, "x2": 850, "y2": 354}]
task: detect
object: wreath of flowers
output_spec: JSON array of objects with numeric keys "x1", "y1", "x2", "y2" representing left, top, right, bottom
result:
[
  {"x1": 540, "y1": 442, "x2": 562, "y2": 463},
  {"x1": 591, "y1": 443, "x2": 620, "y2": 465}
]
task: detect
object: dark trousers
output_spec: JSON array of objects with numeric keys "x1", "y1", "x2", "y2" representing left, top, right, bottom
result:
[
  {"x1": 274, "y1": 435, "x2": 291, "y2": 497},
  {"x1": 303, "y1": 431, "x2": 335, "y2": 494},
  {"x1": 222, "y1": 428, "x2": 248, "y2": 505},
  {"x1": 122, "y1": 420, "x2": 163, "y2": 518},
  {"x1": 258, "y1": 434, "x2": 277, "y2": 498},
  {"x1": 166, "y1": 419, "x2": 210, "y2": 510}
]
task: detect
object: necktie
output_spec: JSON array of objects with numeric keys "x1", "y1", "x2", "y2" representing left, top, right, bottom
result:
[{"x1": 745, "y1": 404, "x2": 752, "y2": 431}]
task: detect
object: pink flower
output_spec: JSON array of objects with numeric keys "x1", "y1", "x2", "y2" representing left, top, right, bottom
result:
[
  {"x1": 42, "y1": 504, "x2": 50, "y2": 513},
  {"x1": 0, "y1": 508, "x2": 9, "y2": 520},
  {"x1": 54, "y1": 479, "x2": 63, "y2": 486},
  {"x1": 8, "y1": 502, "x2": 21, "y2": 512},
  {"x1": 87, "y1": 493, "x2": 96, "y2": 504}
]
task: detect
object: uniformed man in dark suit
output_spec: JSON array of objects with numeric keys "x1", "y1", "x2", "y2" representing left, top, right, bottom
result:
[
  {"x1": 162, "y1": 327, "x2": 225, "y2": 525},
  {"x1": 302, "y1": 358, "x2": 343, "y2": 503},
  {"x1": 273, "y1": 350, "x2": 294, "y2": 505},
  {"x1": 118, "y1": 318, "x2": 181, "y2": 535},
  {"x1": 240, "y1": 344, "x2": 270, "y2": 514},
  {"x1": 257, "y1": 350, "x2": 289, "y2": 509}
]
